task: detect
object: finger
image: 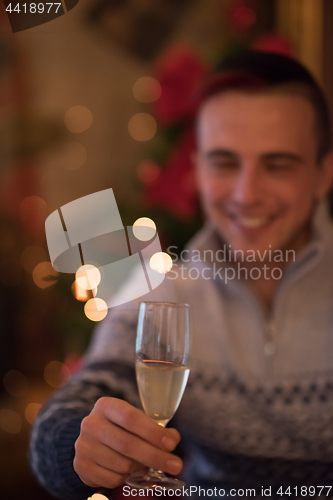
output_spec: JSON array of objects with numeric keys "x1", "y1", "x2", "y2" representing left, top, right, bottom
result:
[
  {"x1": 129, "y1": 461, "x2": 147, "y2": 474},
  {"x1": 131, "y1": 464, "x2": 149, "y2": 475},
  {"x1": 128, "y1": 466, "x2": 149, "y2": 478},
  {"x1": 84, "y1": 464, "x2": 128, "y2": 489},
  {"x1": 94, "y1": 418, "x2": 183, "y2": 476},
  {"x1": 77, "y1": 437, "x2": 142, "y2": 476},
  {"x1": 74, "y1": 451, "x2": 127, "y2": 489},
  {"x1": 94, "y1": 398, "x2": 180, "y2": 451},
  {"x1": 167, "y1": 428, "x2": 181, "y2": 444}
]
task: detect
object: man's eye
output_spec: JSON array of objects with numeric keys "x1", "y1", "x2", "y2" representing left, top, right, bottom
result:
[
  {"x1": 266, "y1": 162, "x2": 295, "y2": 173},
  {"x1": 209, "y1": 161, "x2": 238, "y2": 171}
]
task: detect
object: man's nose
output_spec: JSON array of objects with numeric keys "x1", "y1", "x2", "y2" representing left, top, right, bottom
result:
[{"x1": 232, "y1": 164, "x2": 262, "y2": 206}]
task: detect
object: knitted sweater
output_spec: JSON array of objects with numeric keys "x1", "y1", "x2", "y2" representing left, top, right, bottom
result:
[{"x1": 30, "y1": 204, "x2": 333, "y2": 499}]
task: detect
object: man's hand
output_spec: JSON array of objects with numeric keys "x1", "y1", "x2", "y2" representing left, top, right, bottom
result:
[{"x1": 73, "y1": 397, "x2": 182, "y2": 489}]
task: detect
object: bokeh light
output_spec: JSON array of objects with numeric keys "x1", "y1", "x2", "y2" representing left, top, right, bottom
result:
[
  {"x1": 3, "y1": 370, "x2": 29, "y2": 397},
  {"x1": 71, "y1": 280, "x2": 95, "y2": 301},
  {"x1": 133, "y1": 217, "x2": 156, "y2": 241},
  {"x1": 25, "y1": 403, "x2": 42, "y2": 424},
  {"x1": 44, "y1": 361, "x2": 71, "y2": 388},
  {"x1": 19, "y1": 195, "x2": 47, "y2": 223},
  {"x1": 149, "y1": 252, "x2": 173, "y2": 274},
  {"x1": 32, "y1": 261, "x2": 59, "y2": 289},
  {"x1": 84, "y1": 298, "x2": 108, "y2": 322},
  {"x1": 20, "y1": 245, "x2": 48, "y2": 273},
  {"x1": 76, "y1": 265, "x2": 101, "y2": 290},
  {"x1": 0, "y1": 257, "x2": 22, "y2": 286},
  {"x1": 136, "y1": 160, "x2": 160, "y2": 184},
  {"x1": 232, "y1": 6, "x2": 256, "y2": 27},
  {"x1": 133, "y1": 76, "x2": 162, "y2": 103},
  {"x1": 88, "y1": 494, "x2": 109, "y2": 500},
  {"x1": 0, "y1": 409, "x2": 22, "y2": 434},
  {"x1": 64, "y1": 105, "x2": 93, "y2": 133},
  {"x1": 62, "y1": 141, "x2": 87, "y2": 170},
  {"x1": 128, "y1": 113, "x2": 157, "y2": 142}
]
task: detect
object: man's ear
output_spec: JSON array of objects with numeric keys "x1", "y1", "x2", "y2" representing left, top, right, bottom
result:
[{"x1": 316, "y1": 151, "x2": 333, "y2": 200}]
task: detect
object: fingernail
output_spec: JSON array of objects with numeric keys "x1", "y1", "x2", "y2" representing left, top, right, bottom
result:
[
  {"x1": 162, "y1": 436, "x2": 176, "y2": 451},
  {"x1": 166, "y1": 458, "x2": 182, "y2": 474}
]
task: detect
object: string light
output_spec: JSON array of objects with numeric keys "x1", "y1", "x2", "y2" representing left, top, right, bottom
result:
[
  {"x1": 233, "y1": 6, "x2": 256, "y2": 27},
  {"x1": 149, "y1": 252, "x2": 173, "y2": 274},
  {"x1": 44, "y1": 361, "x2": 70, "y2": 388},
  {"x1": 25, "y1": 403, "x2": 42, "y2": 424},
  {"x1": 64, "y1": 105, "x2": 93, "y2": 133},
  {"x1": 71, "y1": 280, "x2": 94, "y2": 301},
  {"x1": 76, "y1": 265, "x2": 101, "y2": 290},
  {"x1": 133, "y1": 217, "x2": 156, "y2": 241},
  {"x1": 136, "y1": 160, "x2": 160, "y2": 184},
  {"x1": 128, "y1": 113, "x2": 157, "y2": 142},
  {"x1": 84, "y1": 298, "x2": 108, "y2": 322},
  {"x1": 133, "y1": 76, "x2": 162, "y2": 103},
  {"x1": 32, "y1": 262, "x2": 58, "y2": 289},
  {"x1": 87, "y1": 494, "x2": 109, "y2": 500}
]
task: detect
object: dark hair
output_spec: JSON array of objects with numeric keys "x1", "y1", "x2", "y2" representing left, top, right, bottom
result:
[{"x1": 198, "y1": 50, "x2": 331, "y2": 162}]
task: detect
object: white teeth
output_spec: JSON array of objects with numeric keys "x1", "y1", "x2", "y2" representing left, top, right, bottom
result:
[{"x1": 235, "y1": 216, "x2": 268, "y2": 228}]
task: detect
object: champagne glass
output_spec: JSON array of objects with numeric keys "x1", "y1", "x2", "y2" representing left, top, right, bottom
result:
[{"x1": 126, "y1": 301, "x2": 191, "y2": 489}]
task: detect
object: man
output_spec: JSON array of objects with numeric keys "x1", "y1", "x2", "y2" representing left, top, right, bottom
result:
[{"x1": 30, "y1": 51, "x2": 333, "y2": 499}]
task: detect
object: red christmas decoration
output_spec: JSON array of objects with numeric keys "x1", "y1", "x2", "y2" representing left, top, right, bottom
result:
[
  {"x1": 64, "y1": 352, "x2": 84, "y2": 377},
  {"x1": 138, "y1": 46, "x2": 208, "y2": 219},
  {"x1": 251, "y1": 33, "x2": 295, "y2": 58},
  {"x1": 227, "y1": 0, "x2": 257, "y2": 34},
  {"x1": 152, "y1": 46, "x2": 208, "y2": 126},
  {"x1": 145, "y1": 129, "x2": 198, "y2": 220},
  {"x1": 136, "y1": 160, "x2": 161, "y2": 185}
]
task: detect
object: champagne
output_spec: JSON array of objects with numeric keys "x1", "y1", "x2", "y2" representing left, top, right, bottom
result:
[
  {"x1": 136, "y1": 360, "x2": 190, "y2": 426},
  {"x1": 126, "y1": 302, "x2": 191, "y2": 489}
]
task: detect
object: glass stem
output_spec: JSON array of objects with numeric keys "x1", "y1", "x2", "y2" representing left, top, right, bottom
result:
[{"x1": 144, "y1": 422, "x2": 169, "y2": 480}]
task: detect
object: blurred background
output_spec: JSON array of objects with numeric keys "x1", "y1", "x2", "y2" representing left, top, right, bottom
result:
[{"x1": 1, "y1": 0, "x2": 333, "y2": 498}]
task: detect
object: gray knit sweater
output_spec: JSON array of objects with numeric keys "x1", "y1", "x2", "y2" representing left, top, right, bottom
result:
[{"x1": 30, "y1": 204, "x2": 333, "y2": 499}]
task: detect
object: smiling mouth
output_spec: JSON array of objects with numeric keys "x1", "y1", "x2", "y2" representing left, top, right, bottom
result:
[{"x1": 229, "y1": 214, "x2": 272, "y2": 229}]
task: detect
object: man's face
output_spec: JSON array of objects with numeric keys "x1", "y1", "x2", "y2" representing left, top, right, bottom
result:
[{"x1": 195, "y1": 90, "x2": 333, "y2": 256}]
